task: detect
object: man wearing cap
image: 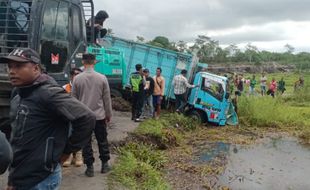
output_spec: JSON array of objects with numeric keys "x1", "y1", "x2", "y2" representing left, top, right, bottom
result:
[
  {"x1": 0, "y1": 48, "x2": 95, "y2": 190},
  {"x1": 72, "y1": 53, "x2": 112, "y2": 177}
]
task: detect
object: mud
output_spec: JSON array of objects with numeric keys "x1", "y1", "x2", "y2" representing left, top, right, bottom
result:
[{"x1": 112, "y1": 97, "x2": 131, "y2": 112}]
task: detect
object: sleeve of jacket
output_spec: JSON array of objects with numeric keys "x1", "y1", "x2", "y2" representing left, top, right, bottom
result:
[
  {"x1": 102, "y1": 76, "x2": 113, "y2": 119},
  {"x1": 46, "y1": 86, "x2": 96, "y2": 154},
  {"x1": 0, "y1": 131, "x2": 12, "y2": 174}
]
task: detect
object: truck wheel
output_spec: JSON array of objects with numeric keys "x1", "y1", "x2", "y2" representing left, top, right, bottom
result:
[
  {"x1": 110, "y1": 89, "x2": 122, "y2": 98},
  {"x1": 188, "y1": 110, "x2": 204, "y2": 124}
]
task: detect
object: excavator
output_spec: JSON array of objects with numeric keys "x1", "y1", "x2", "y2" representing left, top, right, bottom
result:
[{"x1": 0, "y1": 0, "x2": 99, "y2": 137}]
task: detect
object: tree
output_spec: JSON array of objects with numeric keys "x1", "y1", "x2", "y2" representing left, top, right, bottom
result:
[
  {"x1": 148, "y1": 36, "x2": 170, "y2": 49},
  {"x1": 136, "y1": 36, "x2": 145, "y2": 43},
  {"x1": 284, "y1": 44, "x2": 295, "y2": 54},
  {"x1": 176, "y1": 40, "x2": 187, "y2": 52}
]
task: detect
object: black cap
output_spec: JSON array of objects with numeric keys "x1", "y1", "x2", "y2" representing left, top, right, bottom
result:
[
  {"x1": 82, "y1": 53, "x2": 96, "y2": 61},
  {"x1": 95, "y1": 10, "x2": 109, "y2": 20},
  {"x1": 0, "y1": 48, "x2": 41, "y2": 64},
  {"x1": 143, "y1": 68, "x2": 149, "y2": 73}
]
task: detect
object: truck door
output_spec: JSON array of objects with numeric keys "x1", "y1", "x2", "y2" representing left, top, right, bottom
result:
[
  {"x1": 69, "y1": 4, "x2": 86, "y2": 69},
  {"x1": 196, "y1": 76, "x2": 225, "y2": 124},
  {"x1": 40, "y1": 0, "x2": 69, "y2": 84}
]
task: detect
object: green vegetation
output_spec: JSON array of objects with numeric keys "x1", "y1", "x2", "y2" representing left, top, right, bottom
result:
[
  {"x1": 110, "y1": 114, "x2": 199, "y2": 190},
  {"x1": 238, "y1": 96, "x2": 309, "y2": 128},
  {"x1": 136, "y1": 35, "x2": 310, "y2": 69},
  {"x1": 111, "y1": 75, "x2": 310, "y2": 189},
  {"x1": 111, "y1": 150, "x2": 169, "y2": 190}
]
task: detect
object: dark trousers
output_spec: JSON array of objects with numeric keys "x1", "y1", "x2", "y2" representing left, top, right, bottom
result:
[
  {"x1": 83, "y1": 120, "x2": 110, "y2": 167},
  {"x1": 132, "y1": 92, "x2": 143, "y2": 119},
  {"x1": 175, "y1": 93, "x2": 186, "y2": 112}
]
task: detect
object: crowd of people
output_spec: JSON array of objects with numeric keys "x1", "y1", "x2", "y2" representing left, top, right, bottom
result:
[{"x1": 231, "y1": 72, "x2": 304, "y2": 98}]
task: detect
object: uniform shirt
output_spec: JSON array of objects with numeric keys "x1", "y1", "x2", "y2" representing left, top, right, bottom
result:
[
  {"x1": 72, "y1": 68, "x2": 112, "y2": 120},
  {"x1": 172, "y1": 74, "x2": 195, "y2": 95},
  {"x1": 153, "y1": 75, "x2": 165, "y2": 96}
]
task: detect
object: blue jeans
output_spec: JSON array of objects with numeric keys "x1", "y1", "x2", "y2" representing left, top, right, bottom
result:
[
  {"x1": 142, "y1": 95, "x2": 153, "y2": 117},
  {"x1": 29, "y1": 164, "x2": 62, "y2": 190}
]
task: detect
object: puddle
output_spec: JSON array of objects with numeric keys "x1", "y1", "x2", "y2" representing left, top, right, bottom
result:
[
  {"x1": 198, "y1": 142, "x2": 231, "y2": 162},
  {"x1": 207, "y1": 137, "x2": 310, "y2": 190}
]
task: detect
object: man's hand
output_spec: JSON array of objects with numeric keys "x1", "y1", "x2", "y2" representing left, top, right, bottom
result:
[
  {"x1": 60, "y1": 154, "x2": 70, "y2": 165},
  {"x1": 105, "y1": 116, "x2": 111, "y2": 123}
]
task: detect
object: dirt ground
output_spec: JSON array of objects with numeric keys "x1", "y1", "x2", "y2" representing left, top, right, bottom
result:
[{"x1": 0, "y1": 111, "x2": 138, "y2": 190}]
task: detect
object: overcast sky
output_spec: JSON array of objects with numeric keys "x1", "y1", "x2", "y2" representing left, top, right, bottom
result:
[{"x1": 94, "y1": 0, "x2": 310, "y2": 52}]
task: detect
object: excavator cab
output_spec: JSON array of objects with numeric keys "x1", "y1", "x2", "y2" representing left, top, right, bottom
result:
[{"x1": 0, "y1": 0, "x2": 95, "y2": 136}]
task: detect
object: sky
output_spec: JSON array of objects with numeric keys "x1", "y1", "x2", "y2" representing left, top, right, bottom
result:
[{"x1": 94, "y1": 0, "x2": 310, "y2": 52}]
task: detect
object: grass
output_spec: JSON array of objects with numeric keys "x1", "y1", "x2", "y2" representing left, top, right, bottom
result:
[
  {"x1": 111, "y1": 151, "x2": 170, "y2": 190},
  {"x1": 110, "y1": 73, "x2": 310, "y2": 189},
  {"x1": 110, "y1": 113, "x2": 199, "y2": 190}
]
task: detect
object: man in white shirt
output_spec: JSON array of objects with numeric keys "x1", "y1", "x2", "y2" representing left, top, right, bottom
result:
[
  {"x1": 172, "y1": 69, "x2": 197, "y2": 113},
  {"x1": 260, "y1": 73, "x2": 267, "y2": 96}
]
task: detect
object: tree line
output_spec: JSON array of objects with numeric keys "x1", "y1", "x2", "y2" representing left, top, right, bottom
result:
[{"x1": 134, "y1": 35, "x2": 310, "y2": 70}]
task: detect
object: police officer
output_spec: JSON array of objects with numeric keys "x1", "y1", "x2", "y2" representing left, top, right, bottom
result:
[{"x1": 130, "y1": 64, "x2": 145, "y2": 122}]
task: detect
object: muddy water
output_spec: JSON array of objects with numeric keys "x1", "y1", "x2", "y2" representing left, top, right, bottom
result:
[{"x1": 199, "y1": 137, "x2": 310, "y2": 190}]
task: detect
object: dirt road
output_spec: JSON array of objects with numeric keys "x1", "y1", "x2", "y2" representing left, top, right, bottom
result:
[{"x1": 0, "y1": 111, "x2": 138, "y2": 190}]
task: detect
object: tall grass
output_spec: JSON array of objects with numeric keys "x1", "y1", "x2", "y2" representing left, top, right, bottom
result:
[{"x1": 238, "y1": 96, "x2": 310, "y2": 128}]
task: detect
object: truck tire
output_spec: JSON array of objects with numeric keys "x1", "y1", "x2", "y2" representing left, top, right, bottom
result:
[
  {"x1": 188, "y1": 110, "x2": 204, "y2": 124},
  {"x1": 110, "y1": 89, "x2": 122, "y2": 98}
]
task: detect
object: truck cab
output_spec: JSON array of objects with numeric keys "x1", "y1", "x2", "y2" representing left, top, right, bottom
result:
[
  {"x1": 187, "y1": 72, "x2": 238, "y2": 126},
  {"x1": 0, "y1": 0, "x2": 94, "y2": 135}
]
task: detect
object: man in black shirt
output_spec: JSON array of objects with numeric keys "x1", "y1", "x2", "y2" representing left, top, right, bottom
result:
[{"x1": 141, "y1": 69, "x2": 155, "y2": 118}]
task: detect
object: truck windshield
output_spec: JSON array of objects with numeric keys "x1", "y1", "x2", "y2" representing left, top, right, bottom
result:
[
  {"x1": 201, "y1": 77, "x2": 224, "y2": 101},
  {"x1": 0, "y1": 0, "x2": 31, "y2": 74}
]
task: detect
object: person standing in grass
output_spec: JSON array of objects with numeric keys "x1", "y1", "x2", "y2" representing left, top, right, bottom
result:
[
  {"x1": 249, "y1": 75, "x2": 257, "y2": 95},
  {"x1": 278, "y1": 77, "x2": 286, "y2": 95},
  {"x1": 267, "y1": 78, "x2": 277, "y2": 98},
  {"x1": 260, "y1": 73, "x2": 267, "y2": 96}
]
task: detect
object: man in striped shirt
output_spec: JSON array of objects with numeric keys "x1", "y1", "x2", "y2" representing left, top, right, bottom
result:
[{"x1": 172, "y1": 69, "x2": 197, "y2": 113}]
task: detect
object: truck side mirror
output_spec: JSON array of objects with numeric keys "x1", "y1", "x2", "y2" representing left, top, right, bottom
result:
[{"x1": 225, "y1": 93, "x2": 230, "y2": 99}]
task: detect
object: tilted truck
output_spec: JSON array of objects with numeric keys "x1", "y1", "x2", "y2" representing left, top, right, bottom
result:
[
  {"x1": 0, "y1": 0, "x2": 98, "y2": 135},
  {"x1": 93, "y1": 36, "x2": 238, "y2": 125}
]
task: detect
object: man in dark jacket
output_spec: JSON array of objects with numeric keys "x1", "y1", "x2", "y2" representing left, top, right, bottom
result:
[
  {"x1": 0, "y1": 48, "x2": 95, "y2": 190},
  {"x1": 0, "y1": 131, "x2": 12, "y2": 174}
]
